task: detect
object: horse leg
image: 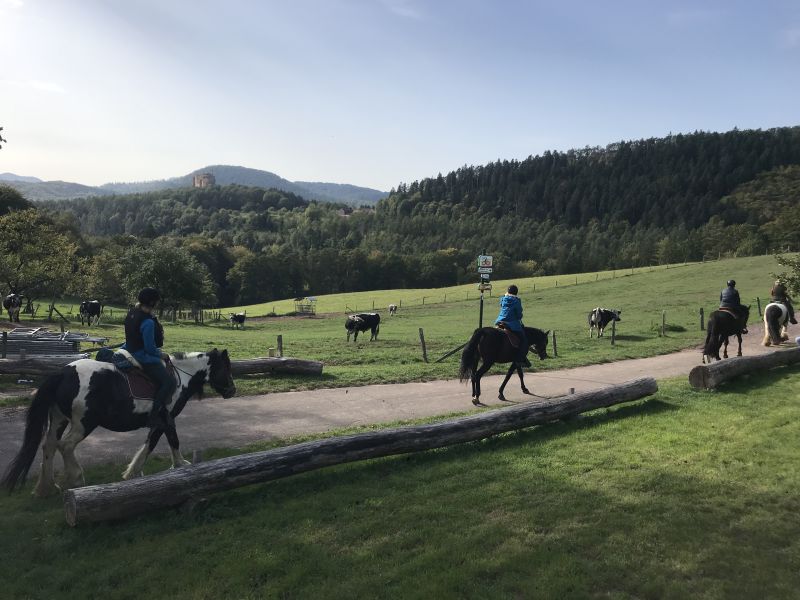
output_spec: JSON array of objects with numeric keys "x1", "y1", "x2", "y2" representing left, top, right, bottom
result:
[
  {"x1": 736, "y1": 333, "x2": 743, "y2": 356},
  {"x1": 57, "y1": 421, "x2": 93, "y2": 489},
  {"x1": 722, "y1": 336, "x2": 729, "y2": 359},
  {"x1": 472, "y1": 361, "x2": 493, "y2": 405},
  {"x1": 122, "y1": 426, "x2": 169, "y2": 479},
  {"x1": 33, "y1": 413, "x2": 67, "y2": 497},
  {"x1": 498, "y1": 364, "x2": 516, "y2": 401},
  {"x1": 517, "y1": 365, "x2": 532, "y2": 395}
]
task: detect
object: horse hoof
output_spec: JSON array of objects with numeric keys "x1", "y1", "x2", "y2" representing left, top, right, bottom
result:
[
  {"x1": 32, "y1": 483, "x2": 60, "y2": 498},
  {"x1": 472, "y1": 397, "x2": 480, "y2": 406},
  {"x1": 498, "y1": 395, "x2": 506, "y2": 401}
]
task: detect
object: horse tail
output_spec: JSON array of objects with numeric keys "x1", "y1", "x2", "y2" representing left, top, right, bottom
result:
[
  {"x1": 765, "y1": 305, "x2": 782, "y2": 346},
  {"x1": 1, "y1": 372, "x2": 61, "y2": 492},
  {"x1": 459, "y1": 329, "x2": 484, "y2": 382},
  {"x1": 702, "y1": 316, "x2": 715, "y2": 357}
]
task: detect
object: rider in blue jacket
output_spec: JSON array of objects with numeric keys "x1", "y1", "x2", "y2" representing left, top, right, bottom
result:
[{"x1": 495, "y1": 284, "x2": 531, "y2": 367}]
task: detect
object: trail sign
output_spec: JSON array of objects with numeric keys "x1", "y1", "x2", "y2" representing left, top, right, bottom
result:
[
  {"x1": 478, "y1": 267, "x2": 493, "y2": 274},
  {"x1": 478, "y1": 255, "x2": 493, "y2": 268}
]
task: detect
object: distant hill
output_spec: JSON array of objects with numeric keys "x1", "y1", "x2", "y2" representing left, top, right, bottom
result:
[{"x1": 0, "y1": 165, "x2": 386, "y2": 204}]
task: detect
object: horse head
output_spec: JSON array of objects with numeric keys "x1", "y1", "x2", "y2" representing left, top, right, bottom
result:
[
  {"x1": 526, "y1": 327, "x2": 550, "y2": 360},
  {"x1": 207, "y1": 348, "x2": 236, "y2": 398}
]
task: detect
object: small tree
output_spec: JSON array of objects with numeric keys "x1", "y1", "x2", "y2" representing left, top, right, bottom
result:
[
  {"x1": 773, "y1": 254, "x2": 800, "y2": 297},
  {"x1": 0, "y1": 126, "x2": 6, "y2": 149}
]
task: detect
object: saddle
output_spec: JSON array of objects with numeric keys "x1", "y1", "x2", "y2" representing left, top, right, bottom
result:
[
  {"x1": 718, "y1": 307, "x2": 740, "y2": 319},
  {"x1": 495, "y1": 322, "x2": 520, "y2": 348},
  {"x1": 95, "y1": 348, "x2": 178, "y2": 401}
]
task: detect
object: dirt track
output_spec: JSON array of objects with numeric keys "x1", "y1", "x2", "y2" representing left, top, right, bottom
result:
[{"x1": 0, "y1": 322, "x2": 789, "y2": 476}]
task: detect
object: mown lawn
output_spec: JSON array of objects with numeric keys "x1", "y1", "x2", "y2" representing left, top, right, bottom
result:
[{"x1": 1, "y1": 366, "x2": 798, "y2": 599}]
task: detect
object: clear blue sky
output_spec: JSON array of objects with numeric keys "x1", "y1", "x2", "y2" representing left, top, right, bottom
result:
[{"x1": 1, "y1": 0, "x2": 798, "y2": 190}]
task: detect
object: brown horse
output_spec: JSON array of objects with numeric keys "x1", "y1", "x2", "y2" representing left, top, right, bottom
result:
[
  {"x1": 459, "y1": 326, "x2": 549, "y2": 404},
  {"x1": 702, "y1": 305, "x2": 750, "y2": 363}
]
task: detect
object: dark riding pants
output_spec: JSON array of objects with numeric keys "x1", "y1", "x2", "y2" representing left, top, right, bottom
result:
[
  {"x1": 142, "y1": 362, "x2": 177, "y2": 411},
  {"x1": 514, "y1": 328, "x2": 528, "y2": 363}
]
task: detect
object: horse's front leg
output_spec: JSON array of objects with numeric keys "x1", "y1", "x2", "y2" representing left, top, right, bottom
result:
[
  {"x1": 122, "y1": 425, "x2": 169, "y2": 480},
  {"x1": 164, "y1": 424, "x2": 190, "y2": 468},
  {"x1": 498, "y1": 364, "x2": 516, "y2": 401},
  {"x1": 737, "y1": 333, "x2": 743, "y2": 356}
]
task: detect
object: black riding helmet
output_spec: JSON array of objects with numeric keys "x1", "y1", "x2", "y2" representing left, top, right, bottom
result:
[
  {"x1": 507, "y1": 285, "x2": 519, "y2": 295},
  {"x1": 137, "y1": 287, "x2": 161, "y2": 307},
  {"x1": 727, "y1": 280, "x2": 736, "y2": 287}
]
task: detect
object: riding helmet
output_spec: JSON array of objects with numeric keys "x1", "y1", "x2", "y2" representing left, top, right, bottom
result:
[
  {"x1": 507, "y1": 285, "x2": 519, "y2": 295},
  {"x1": 727, "y1": 280, "x2": 736, "y2": 287},
  {"x1": 137, "y1": 287, "x2": 161, "y2": 306}
]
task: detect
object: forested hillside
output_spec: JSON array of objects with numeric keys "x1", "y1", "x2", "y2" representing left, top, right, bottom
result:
[{"x1": 34, "y1": 126, "x2": 800, "y2": 307}]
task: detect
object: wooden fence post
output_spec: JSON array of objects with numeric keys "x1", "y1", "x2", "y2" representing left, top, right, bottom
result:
[
  {"x1": 2, "y1": 331, "x2": 6, "y2": 359},
  {"x1": 277, "y1": 335, "x2": 283, "y2": 358},
  {"x1": 552, "y1": 330, "x2": 558, "y2": 357},
  {"x1": 419, "y1": 328, "x2": 428, "y2": 363},
  {"x1": 700, "y1": 307, "x2": 705, "y2": 331},
  {"x1": 757, "y1": 297, "x2": 762, "y2": 317},
  {"x1": 611, "y1": 318, "x2": 616, "y2": 345},
  {"x1": 662, "y1": 311, "x2": 666, "y2": 337}
]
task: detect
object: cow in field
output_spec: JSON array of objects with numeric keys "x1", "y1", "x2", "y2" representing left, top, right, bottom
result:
[
  {"x1": 345, "y1": 313, "x2": 380, "y2": 342},
  {"x1": 588, "y1": 307, "x2": 621, "y2": 338},
  {"x1": 79, "y1": 300, "x2": 102, "y2": 326},
  {"x1": 229, "y1": 313, "x2": 246, "y2": 329},
  {"x1": 3, "y1": 293, "x2": 22, "y2": 323},
  {"x1": 388, "y1": 304, "x2": 398, "y2": 316}
]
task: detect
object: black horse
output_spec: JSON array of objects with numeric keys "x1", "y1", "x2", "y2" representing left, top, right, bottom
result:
[
  {"x1": 702, "y1": 305, "x2": 750, "y2": 363},
  {"x1": 459, "y1": 326, "x2": 549, "y2": 405}
]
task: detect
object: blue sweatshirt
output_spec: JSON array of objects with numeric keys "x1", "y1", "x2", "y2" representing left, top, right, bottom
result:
[{"x1": 495, "y1": 294, "x2": 524, "y2": 332}]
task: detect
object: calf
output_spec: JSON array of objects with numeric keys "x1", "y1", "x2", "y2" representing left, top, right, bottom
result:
[
  {"x1": 345, "y1": 313, "x2": 381, "y2": 342},
  {"x1": 229, "y1": 313, "x2": 246, "y2": 329},
  {"x1": 388, "y1": 304, "x2": 398, "y2": 316},
  {"x1": 588, "y1": 307, "x2": 621, "y2": 338},
  {"x1": 79, "y1": 300, "x2": 102, "y2": 326}
]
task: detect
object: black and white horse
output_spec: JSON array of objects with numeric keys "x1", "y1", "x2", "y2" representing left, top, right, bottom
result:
[
  {"x1": 1, "y1": 349, "x2": 235, "y2": 496},
  {"x1": 345, "y1": 313, "x2": 380, "y2": 342},
  {"x1": 762, "y1": 302, "x2": 790, "y2": 346},
  {"x1": 3, "y1": 293, "x2": 22, "y2": 323},
  {"x1": 588, "y1": 307, "x2": 621, "y2": 338},
  {"x1": 229, "y1": 313, "x2": 246, "y2": 329},
  {"x1": 459, "y1": 326, "x2": 550, "y2": 404},
  {"x1": 388, "y1": 304, "x2": 398, "y2": 316},
  {"x1": 79, "y1": 300, "x2": 102, "y2": 326},
  {"x1": 702, "y1": 306, "x2": 750, "y2": 363}
]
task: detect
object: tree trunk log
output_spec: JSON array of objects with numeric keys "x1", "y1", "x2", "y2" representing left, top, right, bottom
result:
[
  {"x1": 63, "y1": 377, "x2": 657, "y2": 526},
  {"x1": 230, "y1": 357, "x2": 323, "y2": 376},
  {"x1": 689, "y1": 347, "x2": 800, "y2": 390},
  {"x1": 0, "y1": 355, "x2": 87, "y2": 375}
]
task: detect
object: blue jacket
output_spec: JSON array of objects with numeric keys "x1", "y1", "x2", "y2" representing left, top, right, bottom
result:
[
  {"x1": 495, "y1": 294, "x2": 524, "y2": 332},
  {"x1": 121, "y1": 318, "x2": 163, "y2": 365}
]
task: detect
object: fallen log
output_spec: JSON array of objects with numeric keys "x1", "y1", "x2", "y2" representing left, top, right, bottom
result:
[
  {"x1": 0, "y1": 355, "x2": 88, "y2": 376},
  {"x1": 63, "y1": 377, "x2": 657, "y2": 525},
  {"x1": 230, "y1": 356, "x2": 323, "y2": 376},
  {"x1": 689, "y1": 347, "x2": 800, "y2": 390}
]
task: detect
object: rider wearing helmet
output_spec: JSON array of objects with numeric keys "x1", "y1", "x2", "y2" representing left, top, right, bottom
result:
[
  {"x1": 719, "y1": 279, "x2": 747, "y2": 332},
  {"x1": 121, "y1": 288, "x2": 176, "y2": 427},
  {"x1": 495, "y1": 284, "x2": 531, "y2": 368},
  {"x1": 770, "y1": 279, "x2": 797, "y2": 324}
]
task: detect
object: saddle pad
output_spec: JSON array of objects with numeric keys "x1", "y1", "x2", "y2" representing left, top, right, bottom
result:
[
  {"x1": 495, "y1": 323, "x2": 520, "y2": 348},
  {"x1": 718, "y1": 307, "x2": 740, "y2": 319}
]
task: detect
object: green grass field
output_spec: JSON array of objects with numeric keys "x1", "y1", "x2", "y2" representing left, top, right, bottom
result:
[
  {"x1": 2, "y1": 367, "x2": 798, "y2": 599},
  {"x1": 2, "y1": 254, "x2": 784, "y2": 400}
]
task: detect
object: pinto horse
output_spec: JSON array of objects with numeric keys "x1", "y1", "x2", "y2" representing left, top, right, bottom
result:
[
  {"x1": 702, "y1": 305, "x2": 750, "y2": 363},
  {"x1": 762, "y1": 302, "x2": 790, "y2": 346},
  {"x1": 2, "y1": 349, "x2": 235, "y2": 496},
  {"x1": 3, "y1": 293, "x2": 22, "y2": 323},
  {"x1": 459, "y1": 326, "x2": 549, "y2": 405}
]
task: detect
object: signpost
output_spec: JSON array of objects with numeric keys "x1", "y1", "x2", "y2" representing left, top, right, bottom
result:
[{"x1": 477, "y1": 253, "x2": 492, "y2": 328}]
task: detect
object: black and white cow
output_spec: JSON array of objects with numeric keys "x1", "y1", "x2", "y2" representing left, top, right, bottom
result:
[
  {"x1": 345, "y1": 313, "x2": 381, "y2": 342},
  {"x1": 229, "y1": 313, "x2": 246, "y2": 329},
  {"x1": 79, "y1": 300, "x2": 102, "y2": 326},
  {"x1": 3, "y1": 293, "x2": 22, "y2": 323},
  {"x1": 388, "y1": 304, "x2": 398, "y2": 316},
  {"x1": 588, "y1": 307, "x2": 621, "y2": 338}
]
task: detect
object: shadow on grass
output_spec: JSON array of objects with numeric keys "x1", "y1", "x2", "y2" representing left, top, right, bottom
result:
[{"x1": 612, "y1": 334, "x2": 651, "y2": 341}]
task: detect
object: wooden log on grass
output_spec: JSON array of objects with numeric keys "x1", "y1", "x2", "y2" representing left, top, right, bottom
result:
[
  {"x1": 0, "y1": 355, "x2": 88, "y2": 375},
  {"x1": 63, "y1": 377, "x2": 657, "y2": 525},
  {"x1": 230, "y1": 357, "x2": 322, "y2": 376},
  {"x1": 688, "y1": 347, "x2": 800, "y2": 390}
]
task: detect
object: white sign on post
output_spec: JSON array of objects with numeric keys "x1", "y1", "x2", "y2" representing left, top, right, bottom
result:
[
  {"x1": 478, "y1": 255, "x2": 493, "y2": 268},
  {"x1": 477, "y1": 267, "x2": 493, "y2": 274}
]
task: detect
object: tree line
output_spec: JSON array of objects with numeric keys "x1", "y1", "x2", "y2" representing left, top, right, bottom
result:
[{"x1": 1, "y1": 126, "x2": 797, "y2": 310}]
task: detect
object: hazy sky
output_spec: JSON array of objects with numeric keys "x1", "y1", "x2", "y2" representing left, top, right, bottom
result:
[{"x1": 1, "y1": 0, "x2": 798, "y2": 190}]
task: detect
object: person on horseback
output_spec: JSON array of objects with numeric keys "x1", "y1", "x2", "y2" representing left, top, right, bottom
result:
[
  {"x1": 719, "y1": 279, "x2": 747, "y2": 332},
  {"x1": 771, "y1": 279, "x2": 797, "y2": 324},
  {"x1": 495, "y1": 284, "x2": 531, "y2": 368},
  {"x1": 121, "y1": 287, "x2": 176, "y2": 427}
]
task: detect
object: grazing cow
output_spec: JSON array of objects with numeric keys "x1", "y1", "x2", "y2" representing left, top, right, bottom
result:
[
  {"x1": 229, "y1": 313, "x2": 246, "y2": 329},
  {"x1": 388, "y1": 304, "x2": 398, "y2": 316},
  {"x1": 3, "y1": 293, "x2": 22, "y2": 323},
  {"x1": 79, "y1": 300, "x2": 102, "y2": 326},
  {"x1": 345, "y1": 313, "x2": 380, "y2": 342},
  {"x1": 588, "y1": 307, "x2": 621, "y2": 338}
]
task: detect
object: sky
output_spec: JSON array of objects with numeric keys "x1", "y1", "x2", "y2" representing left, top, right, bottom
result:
[{"x1": 1, "y1": 0, "x2": 799, "y2": 191}]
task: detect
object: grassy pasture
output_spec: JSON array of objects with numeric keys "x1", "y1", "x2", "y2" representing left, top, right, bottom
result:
[
  {"x1": 7, "y1": 254, "x2": 780, "y2": 398},
  {"x1": 1, "y1": 367, "x2": 798, "y2": 598}
]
